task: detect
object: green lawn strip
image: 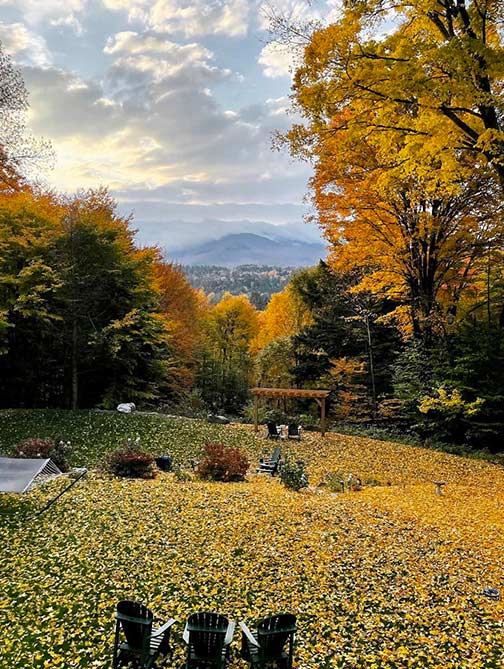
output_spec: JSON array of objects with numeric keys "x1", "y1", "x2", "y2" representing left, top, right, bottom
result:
[{"x1": 0, "y1": 409, "x2": 263, "y2": 468}]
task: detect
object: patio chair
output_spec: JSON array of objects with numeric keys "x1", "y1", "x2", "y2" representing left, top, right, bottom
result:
[
  {"x1": 112, "y1": 600, "x2": 175, "y2": 669},
  {"x1": 287, "y1": 424, "x2": 302, "y2": 441},
  {"x1": 239, "y1": 613, "x2": 296, "y2": 669},
  {"x1": 183, "y1": 611, "x2": 235, "y2": 669},
  {"x1": 266, "y1": 423, "x2": 281, "y2": 440},
  {"x1": 257, "y1": 446, "x2": 281, "y2": 476}
]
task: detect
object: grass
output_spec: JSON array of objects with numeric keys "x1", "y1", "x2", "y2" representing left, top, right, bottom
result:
[
  {"x1": 0, "y1": 409, "x2": 503, "y2": 668},
  {"x1": 0, "y1": 409, "x2": 263, "y2": 468}
]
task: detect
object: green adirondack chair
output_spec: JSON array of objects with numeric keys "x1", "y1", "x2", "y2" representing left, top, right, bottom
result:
[
  {"x1": 183, "y1": 611, "x2": 235, "y2": 669},
  {"x1": 112, "y1": 600, "x2": 175, "y2": 669},
  {"x1": 239, "y1": 613, "x2": 296, "y2": 669},
  {"x1": 257, "y1": 446, "x2": 281, "y2": 476}
]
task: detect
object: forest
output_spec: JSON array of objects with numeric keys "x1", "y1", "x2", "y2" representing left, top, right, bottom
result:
[
  {"x1": 183, "y1": 265, "x2": 294, "y2": 309},
  {"x1": 1, "y1": 0, "x2": 504, "y2": 453}
]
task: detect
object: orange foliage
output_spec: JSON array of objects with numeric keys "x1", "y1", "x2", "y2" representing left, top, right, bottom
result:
[
  {"x1": 286, "y1": 7, "x2": 504, "y2": 337},
  {"x1": 155, "y1": 262, "x2": 205, "y2": 389},
  {"x1": 311, "y1": 131, "x2": 504, "y2": 337}
]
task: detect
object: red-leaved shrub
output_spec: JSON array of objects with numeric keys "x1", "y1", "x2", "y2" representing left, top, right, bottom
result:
[
  {"x1": 15, "y1": 438, "x2": 71, "y2": 472},
  {"x1": 196, "y1": 442, "x2": 249, "y2": 482},
  {"x1": 107, "y1": 443, "x2": 156, "y2": 479}
]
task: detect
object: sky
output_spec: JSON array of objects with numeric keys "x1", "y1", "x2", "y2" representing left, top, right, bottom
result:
[{"x1": 0, "y1": 0, "x2": 343, "y2": 249}]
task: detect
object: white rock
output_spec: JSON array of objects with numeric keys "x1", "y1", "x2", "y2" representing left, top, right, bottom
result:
[{"x1": 117, "y1": 403, "x2": 136, "y2": 413}]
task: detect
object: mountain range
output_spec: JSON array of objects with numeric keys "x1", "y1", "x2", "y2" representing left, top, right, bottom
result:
[{"x1": 169, "y1": 232, "x2": 326, "y2": 267}]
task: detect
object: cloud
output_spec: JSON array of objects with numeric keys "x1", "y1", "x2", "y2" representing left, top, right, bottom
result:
[
  {"x1": 104, "y1": 31, "x2": 225, "y2": 85},
  {"x1": 0, "y1": 22, "x2": 51, "y2": 66},
  {"x1": 258, "y1": 42, "x2": 293, "y2": 78},
  {"x1": 23, "y1": 66, "x2": 119, "y2": 140},
  {"x1": 103, "y1": 0, "x2": 249, "y2": 38},
  {"x1": 0, "y1": 0, "x2": 85, "y2": 27},
  {"x1": 49, "y1": 15, "x2": 84, "y2": 35},
  {"x1": 103, "y1": 30, "x2": 233, "y2": 129},
  {"x1": 0, "y1": 2, "x2": 315, "y2": 244},
  {"x1": 104, "y1": 30, "x2": 211, "y2": 58},
  {"x1": 20, "y1": 33, "x2": 300, "y2": 196}
]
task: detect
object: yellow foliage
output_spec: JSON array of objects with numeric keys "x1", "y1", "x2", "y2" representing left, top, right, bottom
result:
[
  {"x1": 285, "y1": 0, "x2": 504, "y2": 337},
  {"x1": 251, "y1": 287, "x2": 312, "y2": 353},
  {"x1": 207, "y1": 292, "x2": 259, "y2": 351},
  {"x1": 419, "y1": 387, "x2": 485, "y2": 417}
]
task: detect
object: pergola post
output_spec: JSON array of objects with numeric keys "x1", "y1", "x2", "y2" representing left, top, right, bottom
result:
[
  {"x1": 321, "y1": 398, "x2": 326, "y2": 437},
  {"x1": 253, "y1": 394, "x2": 259, "y2": 432}
]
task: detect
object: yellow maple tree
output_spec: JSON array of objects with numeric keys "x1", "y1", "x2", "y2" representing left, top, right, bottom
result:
[{"x1": 252, "y1": 286, "x2": 312, "y2": 352}]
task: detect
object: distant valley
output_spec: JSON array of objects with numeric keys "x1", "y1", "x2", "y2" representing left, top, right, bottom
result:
[{"x1": 183, "y1": 265, "x2": 298, "y2": 309}]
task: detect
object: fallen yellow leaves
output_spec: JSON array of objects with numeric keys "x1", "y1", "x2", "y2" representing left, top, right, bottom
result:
[{"x1": 0, "y1": 416, "x2": 503, "y2": 668}]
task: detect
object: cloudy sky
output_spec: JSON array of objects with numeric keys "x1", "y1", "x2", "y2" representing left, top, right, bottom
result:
[{"x1": 0, "y1": 0, "x2": 342, "y2": 248}]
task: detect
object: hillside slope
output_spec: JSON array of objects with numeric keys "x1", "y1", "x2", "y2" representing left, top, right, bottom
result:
[{"x1": 1, "y1": 410, "x2": 503, "y2": 669}]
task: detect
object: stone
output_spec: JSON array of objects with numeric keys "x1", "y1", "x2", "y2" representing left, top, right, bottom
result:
[{"x1": 206, "y1": 414, "x2": 230, "y2": 424}]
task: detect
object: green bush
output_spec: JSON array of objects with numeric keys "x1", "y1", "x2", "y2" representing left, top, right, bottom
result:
[
  {"x1": 280, "y1": 459, "x2": 308, "y2": 491},
  {"x1": 172, "y1": 464, "x2": 193, "y2": 482}
]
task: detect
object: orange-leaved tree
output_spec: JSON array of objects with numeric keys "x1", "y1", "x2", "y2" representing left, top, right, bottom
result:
[
  {"x1": 312, "y1": 132, "x2": 504, "y2": 337},
  {"x1": 155, "y1": 261, "x2": 206, "y2": 390},
  {"x1": 287, "y1": 1, "x2": 504, "y2": 189}
]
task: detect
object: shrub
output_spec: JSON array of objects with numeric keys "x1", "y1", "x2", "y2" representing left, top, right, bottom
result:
[
  {"x1": 196, "y1": 442, "x2": 249, "y2": 482},
  {"x1": 280, "y1": 459, "x2": 308, "y2": 491},
  {"x1": 324, "y1": 471, "x2": 384, "y2": 493},
  {"x1": 15, "y1": 438, "x2": 71, "y2": 472},
  {"x1": 107, "y1": 439, "x2": 156, "y2": 479}
]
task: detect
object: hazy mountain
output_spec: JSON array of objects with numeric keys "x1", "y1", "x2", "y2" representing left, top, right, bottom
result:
[
  {"x1": 170, "y1": 233, "x2": 326, "y2": 267},
  {"x1": 134, "y1": 219, "x2": 324, "y2": 251}
]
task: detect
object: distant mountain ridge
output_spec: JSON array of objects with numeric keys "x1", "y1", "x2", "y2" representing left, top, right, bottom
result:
[
  {"x1": 134, "y1": 218, "x2": 324, "y2": 250},
  {"x1": 170, "y1": 232, "x2": 326, "y2": 267}
]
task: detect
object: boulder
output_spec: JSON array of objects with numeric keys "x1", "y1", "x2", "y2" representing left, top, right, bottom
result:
[
  {"x1": 117, "y1": 403, "x2": 136, "y2": 413},
  {"x1": 206, "y1": 413, "x2": 230, "y2": 425}
]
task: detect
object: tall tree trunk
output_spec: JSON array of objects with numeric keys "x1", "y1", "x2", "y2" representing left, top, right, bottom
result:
[
  {"x1": 365, "y1": 314, "x2": 377, "y2": 416},
  {"x1": 71, "y1": 317, "x2": 78, "y2": 410}
]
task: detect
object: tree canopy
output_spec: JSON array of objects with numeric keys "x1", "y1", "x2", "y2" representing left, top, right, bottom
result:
[
  {"x1": 282, "y1": 0, "x2": 504, "y2": 338},
  {"x1": 0, "y1": 41, "x2": 52, "y2": 186},
  {"x1": 289, "y1": 0, "x2": 504, "y2": 186},
  {"x1": 0, "y1": 187, "x2": 200, "y2": 409}
]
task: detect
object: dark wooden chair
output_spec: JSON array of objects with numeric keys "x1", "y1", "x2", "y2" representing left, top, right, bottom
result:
[
  {"x1": 112, "y1": 600, "x2": 175, "y2": 669},
  {"x1": 287, "y1": 424, "x2": 302, "y2": 441},
  {"x1": 239, "y1": 613, "x2": 296, "y2": 669},
  {"x1": 266, "y1": 423, "x2": 281, "y2": 440},
  {"x1": 257, "y1": 446, "x2": 281, "y2": 476},
  {"x1": 183, "y1": 611, "x2": 235, "y2": 669}
]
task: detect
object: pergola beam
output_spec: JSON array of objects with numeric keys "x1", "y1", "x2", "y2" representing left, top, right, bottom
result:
[{"x1": 251, "y1": 388, "x2": 330, "y2": 436}]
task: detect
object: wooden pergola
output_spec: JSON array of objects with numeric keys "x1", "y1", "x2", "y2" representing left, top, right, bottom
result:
[{"x1": 251, "y1": 387, "x2": 331, "y2": 436}]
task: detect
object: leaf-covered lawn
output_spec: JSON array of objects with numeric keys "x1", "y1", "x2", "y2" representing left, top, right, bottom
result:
[{"x1": 0, "y1": 410, "x2": 503, "y2": 668}]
